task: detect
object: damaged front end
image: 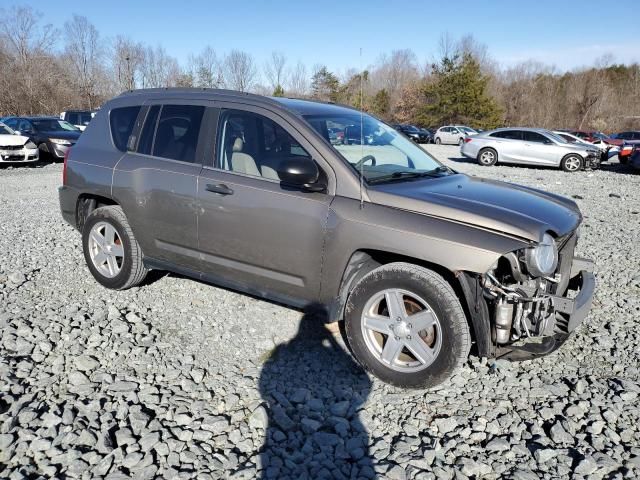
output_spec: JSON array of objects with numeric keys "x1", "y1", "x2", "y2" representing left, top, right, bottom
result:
[{"x1": 459, "y1": 229, "x2": 595, "y2": 360}]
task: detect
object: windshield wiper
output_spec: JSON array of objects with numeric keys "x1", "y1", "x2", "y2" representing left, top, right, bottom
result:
[{"x1": 369, "y1": 166, "x2": 454, "y2": 184}]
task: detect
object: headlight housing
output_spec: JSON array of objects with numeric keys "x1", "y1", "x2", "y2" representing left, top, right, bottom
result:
[
  {"x1": 50, "y1": 138, "x2": 71, "y2": 145},
  {"x1": 25, "y1": 141, "x2": 36, "y2": 149},
  {"x1": 524, "y1": 233, "x2": 558, "y2": 277}
]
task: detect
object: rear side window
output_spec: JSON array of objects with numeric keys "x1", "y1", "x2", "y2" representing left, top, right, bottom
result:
[
  {"x1": 110, "y1": 106, "x2": 141, "y2": 152},
  {"x1": 491, "y1": 130, "x2": 522, "y2": 140},
  {"x1": 152, "y1": 105, "x2": 204, "y2": 163},
  {"x1": 137, "y1": 106, "x2": 161, "y2": 155}
]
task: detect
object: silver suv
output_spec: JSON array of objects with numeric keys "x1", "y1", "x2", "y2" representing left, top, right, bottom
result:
[
  {"x1": 434, "y1": 125, "x2": 478, "y2": 145},
  {"x1": 59, "y1": 89, "x2": 595, "y2": 388},
  {"x1": 461, "y1": 127, "x2": 600, "y2": 171}
]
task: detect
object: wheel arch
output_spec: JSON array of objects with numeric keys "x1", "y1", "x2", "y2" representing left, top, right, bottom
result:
[
  {"x1": 327, "y1": 248, "x2": 492, "y2": 357},
  {"x1": 76, "y1": 193, "x2": 119, "y2": 231}
]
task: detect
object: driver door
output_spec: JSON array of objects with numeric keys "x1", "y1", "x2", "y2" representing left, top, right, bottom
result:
[{"x1": 196, "y1": 104, "x2": 334, "y2": 304}]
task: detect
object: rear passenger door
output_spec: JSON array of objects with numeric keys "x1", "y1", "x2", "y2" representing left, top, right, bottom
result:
[
  {"x1": 112, "y1": 101, "x2": 211, "y2": 270},
  {"x1": 196, "y1": 104, "x2": 333, "y2": 304}
]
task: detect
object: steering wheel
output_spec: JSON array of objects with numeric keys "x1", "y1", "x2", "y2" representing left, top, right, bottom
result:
[{"x1": 354, "y1": 155, "x2": 376, "y2": 169}]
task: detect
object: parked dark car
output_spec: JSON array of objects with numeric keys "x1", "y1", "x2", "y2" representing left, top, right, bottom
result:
[
  {"x1": 393, "y1": 124, "x2": 430, "y2": 143},
  {"x1": 610, "y1": 132, "x2": 640, "y2": 164},
  {"x1": 629, "y1": 144, "x2": 640, "y2": 171},
  {"x1": 2, "y1": 116, "x2": 81, "y2": 161},
  {"x1": 59, "y1": 88, "x2": 595, "y2": 388}
]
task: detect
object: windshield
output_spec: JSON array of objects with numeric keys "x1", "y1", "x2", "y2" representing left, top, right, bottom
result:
[
  {"x1": 459, "y1": 127, "x2": 477, "y2": 134},
  {"x1": 543, "y1": 130, "x2": 568, "y2": 143},
  {"x1": 403, "y1": 125, "x2": 419, "y2": 133},
  {"x1": 0, "y1": 123, "x2": 15, "y2": 135},
  {"x1": 31, "y1": 119, "x2": 79, "y2": 132},
  {"x1": 592, "y1": 132, "x2": 608, "y2": 140},
  {"x1": 304, "y1": 112, "x2": 445, "y2": 183}
]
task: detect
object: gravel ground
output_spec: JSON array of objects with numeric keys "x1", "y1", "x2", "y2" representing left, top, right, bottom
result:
[{"x1": 1, "y1": 147, "x2": 639, "y2": 479}]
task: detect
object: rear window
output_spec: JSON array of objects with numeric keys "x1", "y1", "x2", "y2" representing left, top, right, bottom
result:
[
  {"x1": 110, "y1": 106, "x2": 141, "y2": 152},
  {"x1": 152, "y1": 105, "x2": 204, "y2": 163}
]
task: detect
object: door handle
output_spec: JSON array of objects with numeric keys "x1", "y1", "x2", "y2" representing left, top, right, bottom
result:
[{"x1": 205, "y1": 183, "x2": 234, "y2": 195}]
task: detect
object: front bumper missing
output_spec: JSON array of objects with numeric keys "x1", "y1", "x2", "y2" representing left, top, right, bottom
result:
[{"x1": 496, "y1": 256, "x2": 595, "y2": 361}]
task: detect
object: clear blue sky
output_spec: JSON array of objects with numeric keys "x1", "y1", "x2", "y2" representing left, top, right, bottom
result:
[{"x1": 13, "y1": 0, "x2": 640, "y2": 74}]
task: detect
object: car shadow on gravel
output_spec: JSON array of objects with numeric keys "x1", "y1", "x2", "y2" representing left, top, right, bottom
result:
[{"x1": 257, "y1": 304, "x2": 376, "y2": 479}]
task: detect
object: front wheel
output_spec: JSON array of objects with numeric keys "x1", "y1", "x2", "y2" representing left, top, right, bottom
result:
[
  {"x1": 344, "y1": 263, "x2": 471, "y2": 388},
  {"x1": 560, "y1": 154, "x2": 583, "y2": 172},
  {"x1": 82, "y1": 206, "x2": 148, "y2": 290},
  {"x1": 435, "y1": 137, "x2": 441, "y2": 145},
  {"x1": 458, "y1": 137, "x2": 464, "y2": 146}
]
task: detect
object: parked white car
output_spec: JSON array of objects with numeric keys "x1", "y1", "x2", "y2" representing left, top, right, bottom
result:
[
  {"x1": 0, "y1": 122, "x2": 39, "y2": 164},
  {"x1": 460, "y1": 127, "x2": 600, "y2": 172},
  {"x1": 60, "y1": 110, "x2": 97, "y2": 131},
  {"x1": 434, "y1": 125, "x2": 478, "y2": 145}
]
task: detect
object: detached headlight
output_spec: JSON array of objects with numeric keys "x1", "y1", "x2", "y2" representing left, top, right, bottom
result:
[
  {"x1": 525, "y1": 233, "x2": 558, "y2": 277},
  {"x1": 25, "y1": 141, "x2": 36, "y2": 149},
  {"x1": 50, "y1": 138, "x2": 71, "y2": 145}
]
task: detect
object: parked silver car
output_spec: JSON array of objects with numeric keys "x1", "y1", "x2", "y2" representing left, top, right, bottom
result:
[
  {"x1": 461, "y1": 128, "x2": 600, "y2": 172},
  {"x1": 434, "y1": 125, "x2": 478, "y2": 145}
]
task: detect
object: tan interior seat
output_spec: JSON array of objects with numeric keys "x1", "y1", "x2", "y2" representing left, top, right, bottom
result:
[{"x1": 230, "y1": 137, "x2": 260, "y2": 176}]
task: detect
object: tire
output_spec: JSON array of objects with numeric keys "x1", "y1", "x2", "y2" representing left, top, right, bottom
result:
[
  {"x1": 38, "y1": 143, "x2": 51, "y2": 162},
  {"x1": 435, "y1": 137, "x2": 441, "y2": 145},
  {"x1": 458, "y1": 137, "x2": 464, "y2": 146},
  {"x1": 477, "y1": 147, "x2": 498, "y2": 166},
  {"x1": 619, "y1": 155, "x2": 628, "y2": 165},
  {"x1": 82, "y1": 205, "x2": 148, "y2": 290},
  {"x1": 560, "y1": 154, "x2": 583, "y2": 172},
  {"x1": 344, "y1": 262, "x2": 471, "y2": 389}
]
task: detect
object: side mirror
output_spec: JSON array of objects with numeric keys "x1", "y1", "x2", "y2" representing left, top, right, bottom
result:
[{"x1": 277, "y1": 157, "x2": 325, "y2": 192}]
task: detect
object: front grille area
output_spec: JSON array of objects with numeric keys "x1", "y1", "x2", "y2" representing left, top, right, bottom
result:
[{"x1": 0, "y1": 144, "x2": 23, "y2": 150}]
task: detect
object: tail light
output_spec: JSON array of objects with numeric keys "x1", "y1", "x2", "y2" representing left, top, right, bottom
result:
[
  {"x1": 62, "y1": 148, "x2": 70, "y2": 185},
  {"x1": 464, "y1": 137, "x2": 473, "y2": 143}
]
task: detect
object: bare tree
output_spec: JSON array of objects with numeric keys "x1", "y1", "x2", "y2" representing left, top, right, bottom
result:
[
  {"x1": 140, "y1": 45, "x2": 180, "y2": 88},
  {"x1": 112, "y1": 36, "x2": 144, "y2": 92},
  {"x1": 0, "y1": 6, "x2": 58, "y2": 114},
  {"x1": 223, "y1": 50, "x2": 257, "y2": 92},
  {"x1": 190, "y1": 46, "x2": 223, "y2": 88},
  {"x1": 286, "y1": 61, "x2": 308, "y2": 97},
  {"x1": 64, "y1": 15, "x2": 103, "y2": 109},
  {"x1": 264, "y1": 51, "x2": 287, "y2": 93}
]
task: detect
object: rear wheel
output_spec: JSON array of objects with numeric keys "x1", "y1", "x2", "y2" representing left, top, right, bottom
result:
[
  {"x1": 82, "y1": 206, "x2": 148, "y2": 290},
  {"x1": 477, "y1": 148, "x2": 498, "y2": 166},
  {"x1": 435, "y1": 137, "x2": 441, "y2": 145},
  {"x1": 458, "y1": 137, "x2": 464, "y2": 146},
  {"x1": 560, "y1": 154, "x2": 582, "y2": 172},
  {"x1": 345, "y1": 263, "x2": 471, "y2": 388}
]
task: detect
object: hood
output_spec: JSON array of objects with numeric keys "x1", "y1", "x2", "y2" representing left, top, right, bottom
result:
[
  {"x1": 40, "y1": 130, "x2": 81, "y2": 141},
  {"x1": 368, "y1": 173, "x2": 581, "y2": 242},
  {"x1": 0, "y1": 134, "x2": 30, "y2": 147}
]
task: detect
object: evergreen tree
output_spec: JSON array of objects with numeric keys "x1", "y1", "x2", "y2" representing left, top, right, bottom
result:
[
  {"x1": 370, "y1": 89, "x2": 390, "y2": 119},
  {"x1": 418, "y1": 53, "x2": 502, "y2": 129},
  {"x1": 273, "y1": 84, "x2": 285, "y2": 97},
  {"x1": 311, "y1": 66, "x2": 340, "y2": 102}
]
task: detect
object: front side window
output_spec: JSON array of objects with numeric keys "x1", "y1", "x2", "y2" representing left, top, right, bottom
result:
[
  {"x1": 152, "y1": 105, "x2": 204, "y2": 163},
  {"x1": 523, "y1": 131, "x2": 550, "y2": 143},
  {"x1": 217, "y1": 109, "x2": 313, "y2": 180},
  {"x1": 304, "y1": 111, "x2": 444, "y2": 184},
  {"x1": 110, "y1": 106, "x2": 141, "y2": 152}
]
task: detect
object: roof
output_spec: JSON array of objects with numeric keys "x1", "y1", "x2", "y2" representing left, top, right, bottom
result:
[{"x1": 117, "y1": 88, "x2": 360, "y2": 117}]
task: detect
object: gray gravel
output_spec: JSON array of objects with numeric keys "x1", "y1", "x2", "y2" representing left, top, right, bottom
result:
[{"x1": 1, "y1": 149, "x2": 639, "y2": 479}]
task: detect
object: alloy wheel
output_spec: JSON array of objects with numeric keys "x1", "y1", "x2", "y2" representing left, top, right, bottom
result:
[
  {"x1": 88, "y1": 221, "x2": 124, "y2": 278},
  {"x1": 360, "y1": 288, "x2": 442, "y2": 373}
]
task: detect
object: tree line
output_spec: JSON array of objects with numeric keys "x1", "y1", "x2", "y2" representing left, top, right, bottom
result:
[{"x1": 1, "y1": 6, "x2": 638, "y2": 132}]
